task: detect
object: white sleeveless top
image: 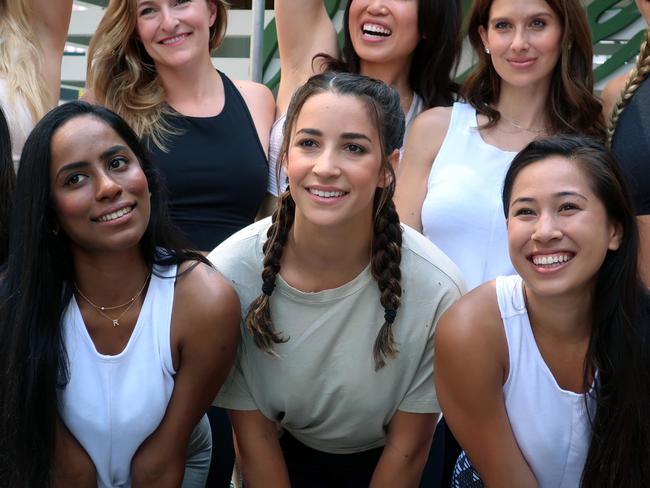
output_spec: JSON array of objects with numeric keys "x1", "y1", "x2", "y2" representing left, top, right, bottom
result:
[
  {"x1": 0, "y1": 77, "x2": 34, "y2": 168},
  {"x1": 497, "y1": 274, "x2": 595, "y2": 488},
  {"x1": 421, "y1": 102, "x2": 517, "y2": 290},
  {"x1": 58, "y1": 264, "x2": 177, "y2": 488},
  {"x1": 267, "y1": 92, "x2": 424, "y2": 196}
]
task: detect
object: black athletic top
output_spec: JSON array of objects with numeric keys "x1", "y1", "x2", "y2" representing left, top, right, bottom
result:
[
  {"x1": 611, "y1": 75, "x2": 650, "y2": 216},
  {"x1": 149, "y1": 71, "x2": 268, "y2": 251}
]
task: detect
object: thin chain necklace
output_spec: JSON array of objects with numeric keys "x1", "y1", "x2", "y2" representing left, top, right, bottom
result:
[
  {"x1": 74, "y1": 272, "x2": 151, "y2": 327},
  {"x1": 499, "y1": 112, "x2": 548, "y2": 134}
]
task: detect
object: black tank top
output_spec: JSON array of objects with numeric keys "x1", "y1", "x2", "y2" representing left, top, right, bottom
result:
[
  {"x1": 611, "y1": 75, "x2": 650, "y2": 216},
  {"x1": 149, "y1": 71, "x2": 268, "y2": 251}
]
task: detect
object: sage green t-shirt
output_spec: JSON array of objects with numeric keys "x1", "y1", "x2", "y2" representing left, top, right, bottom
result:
[{"x1": 208, "y1": 218, "x2": 465, "y2": 454}]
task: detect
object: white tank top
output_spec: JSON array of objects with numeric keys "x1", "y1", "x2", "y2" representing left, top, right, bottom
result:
[
  {"x1": 58, "y1": 264, "x2": 177, "y2": 488},
  {"x1": 267, "y1": 92, "x2": 423, "y2": 196},
  {"x1": 497, "y1": 274, "x2": 595, "y2": 488},
  {"x1": 0, "y1": 77, "x2": 34, "y2": 168},
  {"x1": 421, "y1": 102, "x2": 517, "y2": 290}
]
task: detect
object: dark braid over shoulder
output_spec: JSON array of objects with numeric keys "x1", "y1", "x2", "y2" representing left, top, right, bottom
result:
[
  {"x1": 246, "y1": 72, "x2": 406, "y2": 368},
  {"x1": 371, "y1": 197, "x2": 403, "y2": 370},
  {"x1": 607, "y1": 29, "x2": 650, "y2": 147},
  {"x1": 244, "y1": 192, "x2": 295, "y2": 354}
]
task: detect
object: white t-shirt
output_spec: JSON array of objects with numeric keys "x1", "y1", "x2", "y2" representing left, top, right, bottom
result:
[{"x1": 208, "y1": 218, "x2": 464, "y2": 454}]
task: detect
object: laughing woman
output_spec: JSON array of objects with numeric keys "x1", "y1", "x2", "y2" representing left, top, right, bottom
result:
[
  {"x1": 209, "y1": 72, "x2": 464, "y2": 487},
  {"x1": 0, "y1": 102, "x2": 240, "y2": 487},
  {"x1": 435, "y1": 136, "x2": 650, "y2": 487},
  {"x1": 268, "y1": 0, "x2": 463, "y2": 194}
]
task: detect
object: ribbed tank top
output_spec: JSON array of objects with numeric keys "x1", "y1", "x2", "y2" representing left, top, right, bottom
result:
[
  {"x1": 421, "y1": 102, "x2": 516, "y2": 290},
  {"x1": 611, "y1": 75, "x2": 650, "y2": 215},
  {"x1": 266, "y1": 92, "x2": 424, "y2": 196},
  {"x1": 497, "y1": 275, "x2": 595, "y2": 488},
  {"x1": 58, "y1": 264, "x2": 177, "y2": 488},
  {"x1": 149, "y1": 71, "x2": 268, "y2": 251}
]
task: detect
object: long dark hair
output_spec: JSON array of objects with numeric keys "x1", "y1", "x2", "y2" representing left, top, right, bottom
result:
[
  {"x1": 0, "y1": 101, "x2": 207, "y2": 487},
  {"x1": 245, "y1": 72, "x2": 405, "y2": 370},
  {"x1": 502, "y1": 135, "x2": 650, "y2": 487},
  {"x1": 464, "y1": 0, "x2": 605, "y2": 139},
  {"x1": 321, "y1": 0, "x2": 462, "y2": 108},
  {"x1": 0, "y1": 106, "x2": 15, "y2": 264}
]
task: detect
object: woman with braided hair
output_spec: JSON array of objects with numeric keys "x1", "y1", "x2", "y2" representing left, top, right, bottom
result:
[
  {"x1": 208, "y1": 72, "x2": 464, "y2": 487},
  {"x1": 603, "y1": 1, "x2": 650, "y2": 284}
]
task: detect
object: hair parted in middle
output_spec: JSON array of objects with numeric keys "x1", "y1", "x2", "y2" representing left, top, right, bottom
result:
[
  {"x1": 0, "y1": 100, "x2": 209, "y2": 486},
  {"x1": 463, "y1": 0, "x2": 605, "y2": 140},
  {"x1": 502, "y1": 135, "x2": 650, "y2": 485},
  {"x1": 321, "y1": 0, "x2": 463, "y2": 109},
  {"x1": 245, "y1": 71, "x2": 406, "y2": 370},
  {"x1": 86, "y1": 0, "x2": 229, "y2": 150}
]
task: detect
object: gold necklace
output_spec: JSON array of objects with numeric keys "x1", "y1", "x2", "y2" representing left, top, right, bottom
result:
[
  {"x1": 74, "y1": 272, "x2": 151, "y2": 327},
  {"x1": 499, "y1": 112, "x2": 548, "y2": 134}
]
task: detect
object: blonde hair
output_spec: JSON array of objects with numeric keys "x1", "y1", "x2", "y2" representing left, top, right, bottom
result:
[
  {"x1": 607, "y1": 29, "x2": 650, "y2": 146},
  {"x1": 0, "y1": 0, "x2": 51, "y2": 123},
  {"x1": 86, "y1": 0, "x2": 228, "y2": 150}
]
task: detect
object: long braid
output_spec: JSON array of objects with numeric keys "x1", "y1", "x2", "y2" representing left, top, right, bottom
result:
[
  {"x1": 371, "y1": 195, "x2": 403, "y2": 370},
  {"x1": 607, "y1": 29, "x2": 650, "y2": 147},
  {"x1": 244, "y1": 192, "x2": 295, "y2": 353}
]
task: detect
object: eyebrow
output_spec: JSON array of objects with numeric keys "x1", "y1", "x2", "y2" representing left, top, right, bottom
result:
[
  {"x1": 295, "y1": 128, "x2": 372, "y2": 142},
  {"x1": 491, "y1": 12, "x2": 554, "y2": 23},
  {"x1": 510, "y1": 191, "x2": 588, "y2": 206},
  {"x1": 56, "y1": 145, "x2": 129, "y2": 177}
]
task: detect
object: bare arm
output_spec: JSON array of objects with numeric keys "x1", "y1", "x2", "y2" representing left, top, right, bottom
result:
[
  {"x1": 275, "y1": 0, "x2": 339, "y2": 116},
  {"x1": 29, "y1": 0, "x2": 73, "y2": 107},
  {"x1": 229, "y1": 409, "x2": 291, "y2": 488},
  {"x1": 434, "y1": 283, "x2": 538, "y2": 488},
  {"x1": 54, "y1": 416, "x2": 96, "y2": 488},
  {"x1": 369, "y1": 411, "x2": 438, "y2": 488},
  {"x1": 394, "y1": 107, "x2": 451, "y2": 232},
  {"x1": 131, "y1": 263, "x2": 241, "y2": 487},
  {"x1": 236, "y1": 80, "x2": 276, "y2": 158},
  {"x1": 638, "y1": 216, "x2": 650, "y2": 286}
]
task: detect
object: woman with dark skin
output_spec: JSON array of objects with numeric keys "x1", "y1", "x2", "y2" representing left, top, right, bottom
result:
[{"x1": 0, "y1": 102, "x2": 240, "y2": 487}]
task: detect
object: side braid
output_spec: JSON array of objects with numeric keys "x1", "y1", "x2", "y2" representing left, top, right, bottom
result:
[
  {"x1": 370, "y1": 196, "x2": 403, "y2": 370},
  {"x1": 244, "y1": 192, "x2": 296, "y2": 354},
  {"x1": 607, "y1": 29, "x2": 650, "y2": 147}
]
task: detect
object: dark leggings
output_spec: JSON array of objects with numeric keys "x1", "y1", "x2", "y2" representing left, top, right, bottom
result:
[
  {"x1": 205, "y1": 406, "x2": 235, "y2": 487},
  {"x1": 279, "y1": 431, "x2": 384, "y2": 488}
]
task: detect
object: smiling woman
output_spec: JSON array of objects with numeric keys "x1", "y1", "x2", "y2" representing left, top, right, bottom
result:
[
  {"x1": 0, "y1": 101, "x2": 240, "y2": 488},
  {"x1": 208, "y1": 72, "x2": 465, "y2": 488},
  {"x1": 434, "y1": 135, "x2": 650, "y2": 487},
  {"x1": 396, "y1": 0, "x2": 605, "y2": 291},
  {"x1": 268, "y1": 0, "x2": 463, "y2": 195}
]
